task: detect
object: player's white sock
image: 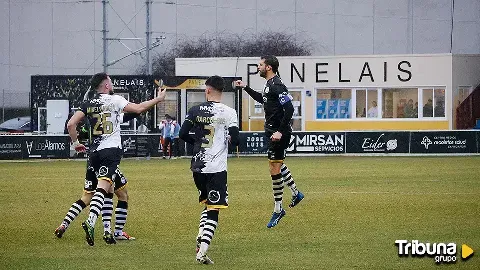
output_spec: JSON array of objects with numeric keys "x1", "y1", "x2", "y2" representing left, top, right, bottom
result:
[
  {"x1": 274, "y1": 201, "x2": 283, "y2": 213},
  {"x1": 87, "y1": 188, "x2": 107, "y2": 227},
  {"x1": 272, "y1": 173, "x2": 284, "y2": 213},
  {"x1": 198, "y1": 210, "x2": 218, "y2": 256},
  {"x1": 281, "y1": 164, "x2": 298, "y2": 196},
  {"x1": 114, "y1": 201, "x2": 128, "y2": 236}
]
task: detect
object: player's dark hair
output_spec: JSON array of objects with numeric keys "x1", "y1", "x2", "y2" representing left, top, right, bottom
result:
[
  {"x1": 90, "y1": 72, "x2": 108, "y2": 90},
  {"x1": 205, "y1": 75, "x2": 224, "y2": 92},
  {"x1": 261, "y1": 55, "x2": 279, "y2": 73}
]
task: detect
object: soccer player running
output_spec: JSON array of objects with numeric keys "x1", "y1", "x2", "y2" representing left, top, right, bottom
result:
[
  {"x1": 54, "y1": 113, "x2": 138, "y2": 244},
  {"x1": 234, "y1": 55, "x2": 304, "y2": 228},
  {"x1": 179, "y1": 76, "x2": 239, "y2": 264},
  {"x1": 67, "y1": 72, "x2": 166, "y2": 246}
]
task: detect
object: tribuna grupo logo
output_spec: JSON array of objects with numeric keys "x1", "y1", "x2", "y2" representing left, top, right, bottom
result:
[{"x1": 395, "y1": 240, "x2": 474, "y2": 264}]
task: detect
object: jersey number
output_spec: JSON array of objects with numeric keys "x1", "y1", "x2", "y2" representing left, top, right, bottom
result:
[
  {"x1": 201, "y1": 126, "x2": 215, "y2": 148},
  {"x1": 93, "y1": 113, "x2": 113, "y2": 135}
]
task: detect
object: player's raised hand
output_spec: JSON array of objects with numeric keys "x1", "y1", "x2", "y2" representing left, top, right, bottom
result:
[
  {"x1": 154, "y1": 79, "x2": 166, "y2": 101},
  {"x1": 156, "y1": 87, "x2": 167, "y2": 102},
  {"x1": 233, "y1": 80, "x2": 246, "y2": 89}
]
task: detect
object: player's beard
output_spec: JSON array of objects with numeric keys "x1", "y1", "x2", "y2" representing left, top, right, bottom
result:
[
  {"x1": 109, "y1": 90, "x2": 114, "y2": 95},
  {"x1": 259, "y1": 69, "x2": 267, "y2": 78}
]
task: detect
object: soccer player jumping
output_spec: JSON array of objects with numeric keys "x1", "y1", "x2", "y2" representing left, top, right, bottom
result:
[{"x1": 234, "y1": 55, "x2": 304, "y2": 228}]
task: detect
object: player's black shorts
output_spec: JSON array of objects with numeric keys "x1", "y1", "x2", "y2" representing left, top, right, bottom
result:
[
  {"x1": 193, "y1": 171, "x2": 228, "y2": 209},
  {"x1": 266, "y1": 132, "x2": 291, "y2": 162},
  {"x1": 84, "y1": 148, "x2": 125, "y2": 192}
]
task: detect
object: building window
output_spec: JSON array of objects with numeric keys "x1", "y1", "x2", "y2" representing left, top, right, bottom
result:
[
  {"x1": 355, "y1": 89, "x2": 379, "y2": 118},
  {"x1": 421, "y1": 88, "x2": 445, "y2": 118},
  {"x1": 316, "y1": 89, "x2": 351, "y2": 119},
  {"x1": 186, "y1": 90, "x2": 205, "y2": 111},
  {"x1": 157, "y1": 91, "x2": 179, "y2": 121},
  {"x1": 382, "y1": 88, "x2": 418, "y2": 118}
]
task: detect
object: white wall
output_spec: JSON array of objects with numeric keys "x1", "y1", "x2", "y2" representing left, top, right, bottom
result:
[{"x1": 2, "y1": 0, "x2": 480, "y2": 108}]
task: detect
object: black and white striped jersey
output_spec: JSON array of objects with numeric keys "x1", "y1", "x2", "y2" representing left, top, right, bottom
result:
[
  {"x1": 79, "y1": 93, "x2": 129, "y2": 151},
  {"x1": 185, "y1": 101, "x2": 238, "y2": 173}
]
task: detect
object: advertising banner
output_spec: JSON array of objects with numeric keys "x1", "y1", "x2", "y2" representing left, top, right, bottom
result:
[
  {"x1": 135, "y1": 135, "x2": 163, "y2": 157},
  {"x1": 0, "y1": 136, "x2": 24, "y2": 159},
  {"x1": 238, "y1": 132, "x2": 345, "y2": 154},
  {"x1": 238, "y1": 132, "x2": 268, "y2": 154},
  {"x1": 287, "y1": 132, "x2": 345, "y2": 154},
  {"x1": 477, "y1": 131, "x2": 480, "y2": 153},
  {"x1": 24, "y1": 136, "x2": 70, "y2": 158},
  {"x1": 346, "y1": 132, "x2": 410, "y2": 153},
  {"x1": 410, "y1": 131, "x2": 477, "y2": 153}
]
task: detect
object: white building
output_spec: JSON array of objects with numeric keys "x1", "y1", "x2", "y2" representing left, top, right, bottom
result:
[{"x1": 176, "y1": 54, "x2": 480, "y2": 131}]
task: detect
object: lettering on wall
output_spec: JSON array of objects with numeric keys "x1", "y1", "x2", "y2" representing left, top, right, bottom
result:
[{"x1": 247, "y1": 60, "x2": 413, "y2": 85}]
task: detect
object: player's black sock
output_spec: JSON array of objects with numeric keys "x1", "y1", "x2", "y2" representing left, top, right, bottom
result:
[
  {"x1": 272, "y1": 173, "x2": 284, "y2": 213},
  {"x1": 114, "y1": 200, "x2": 128, "y2": 235},
  {"x1": 198, "y1": 210, "x2": 219, "y2": 256},
  {"x1": 101, "y1": 193, "x2": 114, "y2": 233},
  {"x1": 61, "y1": 199, "x2": 86, "y2": 229},
  {"x1": 281, "y1": 164, "x2": 298, "y2": 195}
]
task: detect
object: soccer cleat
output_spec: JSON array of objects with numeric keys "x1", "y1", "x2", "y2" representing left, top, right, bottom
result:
[
  {"x1": 196, "y1": 254, "x2": 214, "y2": 265},
  {"x1": 54, "y1": 225, "x2": 66, "y2": 238},
  {"x1": 81, "y1": 221, "x2": 95, "y2": 246},
  {"x1": 289, "y1": 191, "x2": 304, "y2": 208},
  {"x1": 266, "y1": 209, "x2": 286, "y2": 228},
  {"x1": 114, "y1": 231, "x2": 136, "y2": 240},
  {"x1": 103, "y1": 232, "x2": 117, "y2": 245}
]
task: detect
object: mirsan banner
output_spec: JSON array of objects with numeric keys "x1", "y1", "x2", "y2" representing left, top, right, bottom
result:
[
  {"x1": 238, "y1": 132, "x2": 345, "y2": 154},
  {"x1": 287, "y1": 132, "x2": 345, "y2": 154},
  {"x1": 346, "y1": 132, "x2": 410, "y2": 153},
  {"x1": 410, "y1": 131, "x2": 477, "y2": 153}
]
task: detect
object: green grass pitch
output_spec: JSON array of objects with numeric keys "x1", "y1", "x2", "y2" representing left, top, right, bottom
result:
[{"x1": 0, "y1": 156, "x2": 478, "y2": 269}]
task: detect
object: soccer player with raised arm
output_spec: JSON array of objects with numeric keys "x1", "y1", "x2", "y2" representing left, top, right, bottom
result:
[
  {"x1": 67, "y1": 72, "x2": 166, "y2": 246},
  {"x1": 234, "y1": 55, "x2": 304, "y2": 228},
  {"x1": 179, "y1": 76, "x2": 239, "y2": 264}
]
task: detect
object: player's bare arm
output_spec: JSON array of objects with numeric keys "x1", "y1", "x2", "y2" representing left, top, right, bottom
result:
[
  {"x1": 234, "y1": 80, "x2": 263, "y2": 104},
  {"x1": 124, "y1": 87, "x2": 167, "y2": 114},
  {"x1": 67, "y1": 110, "x2": 87, "y2": 152}
]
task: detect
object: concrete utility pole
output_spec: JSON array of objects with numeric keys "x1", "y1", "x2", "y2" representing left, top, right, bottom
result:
[
  {"x1": 102, "y1": 0, "x2": 108, "y2": 72},
  {"x1": 146, "y1": 0, "x2": 152, "y2": 75}
]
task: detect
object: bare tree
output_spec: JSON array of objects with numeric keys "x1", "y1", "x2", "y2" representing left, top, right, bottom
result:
[{"x1": 138, "y1": 31, "x2": 312, "y2": 76}]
